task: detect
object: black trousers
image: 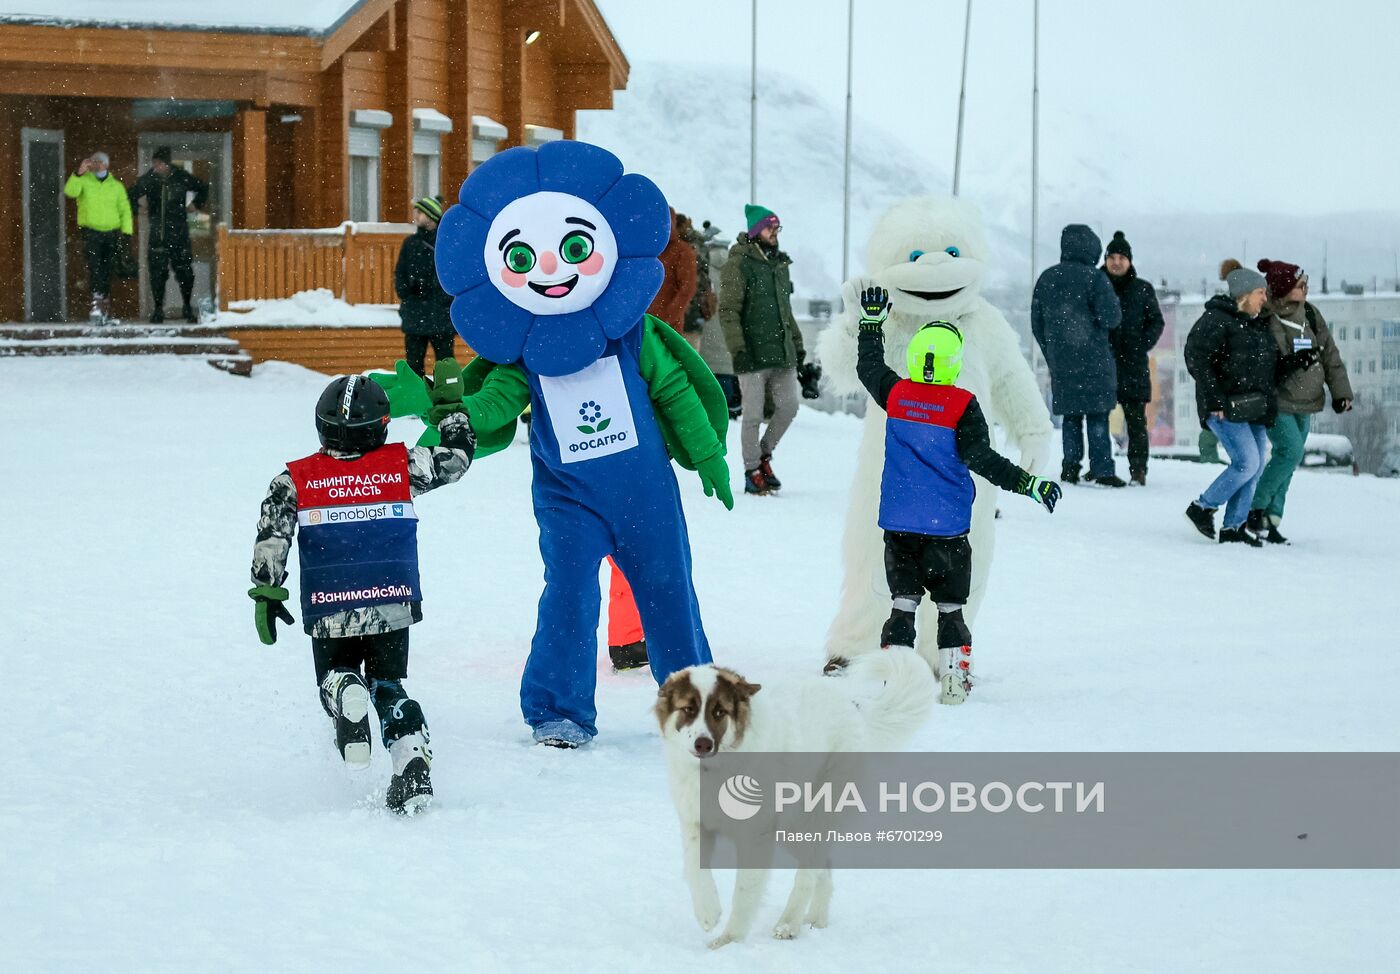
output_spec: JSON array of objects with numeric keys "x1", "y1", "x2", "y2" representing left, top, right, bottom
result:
[
  {"x1": 312, "y1": 629, "x2": 424, "y2": 746},
  {"x1": 1121, "y1": 400, "x2": 1150, "y2": 473},
  {"x1": 403, "y1": 332, "x2": 457, "y2": 377},
  {"x1": 148, "y1": 234, "x2": 195, "y2": 309},
  {"x1": 884, "y1": 531, "x2": 973, "y2": 605},
  {"x1": 81, "y1": 228, "x2": 121, "y2": 299}
]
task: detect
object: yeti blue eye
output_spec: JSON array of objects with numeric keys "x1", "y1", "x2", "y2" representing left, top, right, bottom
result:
[
  {"x1": 909, "y1": 250, "x2": 925, "y2": 262},
  {"x1": 945, "y1": 246, "x2": 960, "y2": 257}
]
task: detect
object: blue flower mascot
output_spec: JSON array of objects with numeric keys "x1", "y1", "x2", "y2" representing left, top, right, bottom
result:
[{"x1": 375, "y1": 140, "x2": 732, "y2": 747}]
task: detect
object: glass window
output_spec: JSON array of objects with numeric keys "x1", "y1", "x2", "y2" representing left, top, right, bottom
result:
[
  {"x1": 1370, "y1": 359, "x2": 1377, "y2": 373},
  {"x1": 349, "y1": 155, "x2": 379, "y2": 223},
  {"x1": 1370, "y1": 327, "x2": 1377, "y2": 339},
  {"x1": 412, "y1": 152, "x2": 440, "y2": 201}
]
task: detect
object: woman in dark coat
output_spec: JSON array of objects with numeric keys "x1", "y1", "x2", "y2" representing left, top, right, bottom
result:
[
  {"x1": 395, "y1": 196, "x2": 456, "y2": 376},
  {"x1": 1031, "y1": 224, "x2": 1124, "y2": 486},
  {"x1": 1182, "y1": 260, "x2": 1313, "y2": 545},
  {"x1": 1102, "y1": 231, "x2": 1165, "y2": 484}
]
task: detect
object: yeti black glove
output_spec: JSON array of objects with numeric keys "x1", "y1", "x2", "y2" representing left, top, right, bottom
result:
[
  {"x1": 797, "y1": 361, "x2": 823, "y2": 399},
  {"x1": 249, "y1": 585, "x2": 295, "y2": 645},
  {"x1": 1016, "y1": 472, "x2": 1061, "y2": 513},
  {"x1": 1277, "y1": 347, "x2": 1320, "y2": 377},
  {"x1": 857, "y1": 283, "x2": 891, "y2": 333},
  {"x1": 1333, "y1": 397, "x2": 1353, "y2": 414}
]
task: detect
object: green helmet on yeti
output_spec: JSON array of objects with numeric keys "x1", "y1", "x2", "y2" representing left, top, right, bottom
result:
[
  {"x1": 906, "y1": 321, "x2": 964, "y2": 385},
  {"x1": 316, "y1": 374, "x2": 391, "y2": 453}
]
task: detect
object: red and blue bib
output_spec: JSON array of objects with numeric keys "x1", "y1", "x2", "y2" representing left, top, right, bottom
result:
[
  {"x1": 880, "y1": 380, "x2": 976, "y2": 537},
  {"x1": 286, "y1": 444, "x2": 422, "y2": 625}
]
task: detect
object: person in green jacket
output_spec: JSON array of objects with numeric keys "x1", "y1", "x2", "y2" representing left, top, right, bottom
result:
[
  {"x1": 718, "y1": 204, "x2": 820, "y2": 495},
  {"x1": 1247, "y1": 259, "x2": 1354, "y2": 544},
  {"x1": 64, "y1": 152, "x2": 133, "y2": 325}
]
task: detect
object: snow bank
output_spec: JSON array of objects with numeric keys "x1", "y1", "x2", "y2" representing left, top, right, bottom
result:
[
  {"x1": 1, "y1": 1, "x2": 357, "y2": 33},
  {"x1": 7, "y1": 356, "x2": 1398, "y2": 972},
  {"x1": 217, "y1": 288, "x2": 400, "y2": 327}
]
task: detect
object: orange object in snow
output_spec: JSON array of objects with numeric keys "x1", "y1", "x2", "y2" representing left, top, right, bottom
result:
[{"x1": 606, "y1": 557, "x2": 645, "y2": 647}]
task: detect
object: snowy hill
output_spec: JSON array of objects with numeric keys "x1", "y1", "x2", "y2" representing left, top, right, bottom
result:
[
  {"x1": 578, "y1": 61, "x2": 1400, "y2": 300},
  {"x1": 7, "y1": 356, "x2": 1399, "y2": 971}
]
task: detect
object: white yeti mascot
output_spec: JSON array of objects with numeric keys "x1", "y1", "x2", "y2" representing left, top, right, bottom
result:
[{"x1": 818, "y1": 197, "x2": 1053, "y2": 668}]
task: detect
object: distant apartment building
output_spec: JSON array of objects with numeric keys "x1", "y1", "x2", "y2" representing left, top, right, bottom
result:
[{"x1": 1151, "y1": 291, "x2": 1400, "y2": 451}]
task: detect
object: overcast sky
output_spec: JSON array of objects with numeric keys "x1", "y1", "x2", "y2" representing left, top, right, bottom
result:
[{"x1": 595, "y1": 0, "x2": 1400, "y2": 221}]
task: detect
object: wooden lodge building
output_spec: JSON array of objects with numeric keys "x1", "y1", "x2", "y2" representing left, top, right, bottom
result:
[{"x1": 0, "y1": 0, "x2": 629, "y2": 336}]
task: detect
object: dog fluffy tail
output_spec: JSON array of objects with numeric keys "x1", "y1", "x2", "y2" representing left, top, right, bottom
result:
[{"x1": 839, "y1": 648, "x2": 936, "y2": 749}]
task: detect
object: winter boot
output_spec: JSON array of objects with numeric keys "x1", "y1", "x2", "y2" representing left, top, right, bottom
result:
[
  {"x1": 150, "y1": 308, "x2": 165, "y2": 324},
  {"x1": 744, "y1": 468, "x2": 771, "y2": 496},
  {"x1": 880, "y1": 609, "x2": 917, "y2": 649},
  {"x1": 1264, "y1": 516, "x2": 1290, "y2": 545},
  {"x1": 1219, "y1": 526, "x2": 1263, "y2": 547},
  {"x1": 1060, "y1": 462, "x2": 1080, "y2": 485},
  {"x1": 385, "y1": 730, "x2": 433, "y2": 815},
  {"x1": 532, "y1": 719, "x2": 593, "y2": 749},
  {"x1": 1130, "y1": 467, "x2": 1147, "y2": 486},
  {"x1": 759, "y1": 454, "x2": 782, "y2": 490},
  {"x1": 182, "y1": 302, "x2": 197, "y2": 323},
  {"x1": 320, "y1": 669, "x2": 372, "y2": 770},
  {"x1": 1246, "y1": 509, "x2": 1266, "y2": 536},
  {"x1": 1092, "y1": 474, "x2": 1128, "y2": 488},
  {"x1": 609, "y1": 640, "x2": 649, "y2": 671},
  {"x1": 1185, "y1": 501, "x2": 1217, "y2": 540},
  {"x1": 88, "y1": 295, "x2": 104, "y2": 325},
  {"x1": 937, "y1": 644, "x2": 973, "y2": 706}
]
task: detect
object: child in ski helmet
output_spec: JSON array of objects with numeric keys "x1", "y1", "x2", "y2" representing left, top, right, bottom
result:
[
  {"x1": 247, "y1": 362, "x2": 477, "y2": 813},
  {"x1": 854, "y1": 283, "x2": 1061, "y2": 704}
]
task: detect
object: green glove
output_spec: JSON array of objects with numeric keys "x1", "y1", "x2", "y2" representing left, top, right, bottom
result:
[
  {"x1": 370, "y1": 360, "x2": 432, "y2": 419},
  {"x1": 696, "y1": 453, "x2": 733, "y2": 511},
  {"x1": 248, "y1": 585, "x2": 295, "y2": 645},
  {"x1": 426, "y1": 356, "x2": 468, "y2": 426},
  {"x1": 857, "y1": 281, "x2": 891, "y2": 333}
]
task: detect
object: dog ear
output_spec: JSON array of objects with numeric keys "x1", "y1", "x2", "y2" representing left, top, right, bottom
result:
[{"x1": 737, "y1": 680, "x2": 761, "y2": 698}]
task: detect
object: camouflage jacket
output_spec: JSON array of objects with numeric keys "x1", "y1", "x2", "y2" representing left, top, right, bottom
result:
[{"x1": 251, "y1": 411, "x2": 475, "y2": 638}]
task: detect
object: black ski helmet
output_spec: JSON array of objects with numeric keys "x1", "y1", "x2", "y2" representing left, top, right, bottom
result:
[{"x1": 315, "y1": 374, "x2": 390, "y2": 452}]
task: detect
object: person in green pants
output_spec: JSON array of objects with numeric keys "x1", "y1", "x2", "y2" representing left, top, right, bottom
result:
[{"x1": 1248, "y1": 259, "x2": 1353, "y2": 544}]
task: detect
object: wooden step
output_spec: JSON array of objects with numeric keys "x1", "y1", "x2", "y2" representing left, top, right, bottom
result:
[{"x1": 0, "y1": 323, "x2": 229, "y2": 341}]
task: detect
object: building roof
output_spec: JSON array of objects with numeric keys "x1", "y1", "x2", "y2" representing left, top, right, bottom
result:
[{"x1": 0, "y1": 1, "x2": 363, "y2": 35}]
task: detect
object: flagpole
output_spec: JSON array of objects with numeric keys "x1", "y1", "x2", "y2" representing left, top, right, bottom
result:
[
  {"x1": 952, "y1": 0, "x2": 972, "y2": 196},
  {"x1": 841, "y1": 0, "x2": 855, "y2": 281},
  {"x1": 749, "y1": 0, "x2": 758, "y2": 204},
  {"x1": 1030, "y1": 0, "x2": 1040, "y2": 296}
]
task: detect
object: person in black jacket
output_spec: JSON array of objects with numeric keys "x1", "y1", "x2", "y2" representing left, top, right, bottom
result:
[
  {"x1": 395, "y1": 196, "x2": 456, "y2": 376},
  {"x1": 1183, "y1": 260, "x2": 1316, "y2": 545},
  {"x1": 1102, "y1": 231, "x2": 1165, "y2": 485},
  {"x1": 128, "y1": 146, "x2": 207, "y2": 323},
  {"x1": 854, "y1": 283, "x2": 1060, "y2": 705}
]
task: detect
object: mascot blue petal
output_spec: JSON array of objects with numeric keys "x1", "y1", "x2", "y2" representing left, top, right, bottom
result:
[{"x1": 426, "y1": 140, "x2": 731, "y2": 747}]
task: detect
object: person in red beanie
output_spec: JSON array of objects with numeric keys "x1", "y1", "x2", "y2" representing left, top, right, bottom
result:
[{"x1": 1247, "y1": 259, "x2": 1353, "y2": 543}]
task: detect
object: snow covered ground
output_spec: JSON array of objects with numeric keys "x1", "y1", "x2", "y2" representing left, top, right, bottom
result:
[{"x1": 6, "y1": 356, "x2": 1398, "y2": 972}]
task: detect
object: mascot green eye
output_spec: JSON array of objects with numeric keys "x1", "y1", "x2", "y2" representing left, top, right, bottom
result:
[
  {"x1": 909, "y1": 250, "x2": 925, "y2": 262},
  {"x1": 945, "y1": 246, "x2": 960, "y2": 257},
  {"x1": 560, "y1": 230, "x2": 595, "y2": 264},
  {"x1": 505, "y1": 243, "x2": 536, "y2": 274}
]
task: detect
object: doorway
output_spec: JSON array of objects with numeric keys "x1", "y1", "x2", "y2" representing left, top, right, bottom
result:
[
  {"x1": 134, "y1": 132, "x2": 231, "y2": 320},
  {"x1": 22, "y1": 128, "x2": 66, "y2": 322}
]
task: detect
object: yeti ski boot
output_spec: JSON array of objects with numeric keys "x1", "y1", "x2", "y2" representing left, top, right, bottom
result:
[
  {"x1": 386, "y1": 730, "x2": 433, "y2": 815},
  {"x1": 938, "y1": 644, "x2": 973, "y2": 706},
  {"x1": 320, "y1": 669, "x2": 372, "y2": 770}
]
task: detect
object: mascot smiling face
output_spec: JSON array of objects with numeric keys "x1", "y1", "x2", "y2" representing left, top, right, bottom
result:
[
  {"x1": 435, "y1": 141, "x2": 669, "y2": 377},
  {"x1": 865, "y1": 196, "x2": 988, "y2": 322}
]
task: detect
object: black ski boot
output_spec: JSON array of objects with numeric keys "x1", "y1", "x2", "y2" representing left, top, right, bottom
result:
[
  {"x1": 880, "y1": 609, "x2": 917, "y2": 649},
  {"x1": 386, "y1": 730, "x2": 433, "y2": 815},
  {"x1": 1185, "y1": 502, "x2": 1217, "y2": 540},
  {"x1": 320, "y1": 669, "x2": 372, "y2": 770},
  {"x1": 609, "y1": 640, "x2": 649, "y2": 671}
]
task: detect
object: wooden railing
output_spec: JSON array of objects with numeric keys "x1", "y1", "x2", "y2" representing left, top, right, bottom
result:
[{"x1": 216, "y1": 223, "x2": 412, "y2": 309}]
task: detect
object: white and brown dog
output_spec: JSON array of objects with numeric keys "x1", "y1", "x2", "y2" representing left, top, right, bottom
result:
[{"x1": 655, "y1": 650, "x2": 935, "y2": 948}]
